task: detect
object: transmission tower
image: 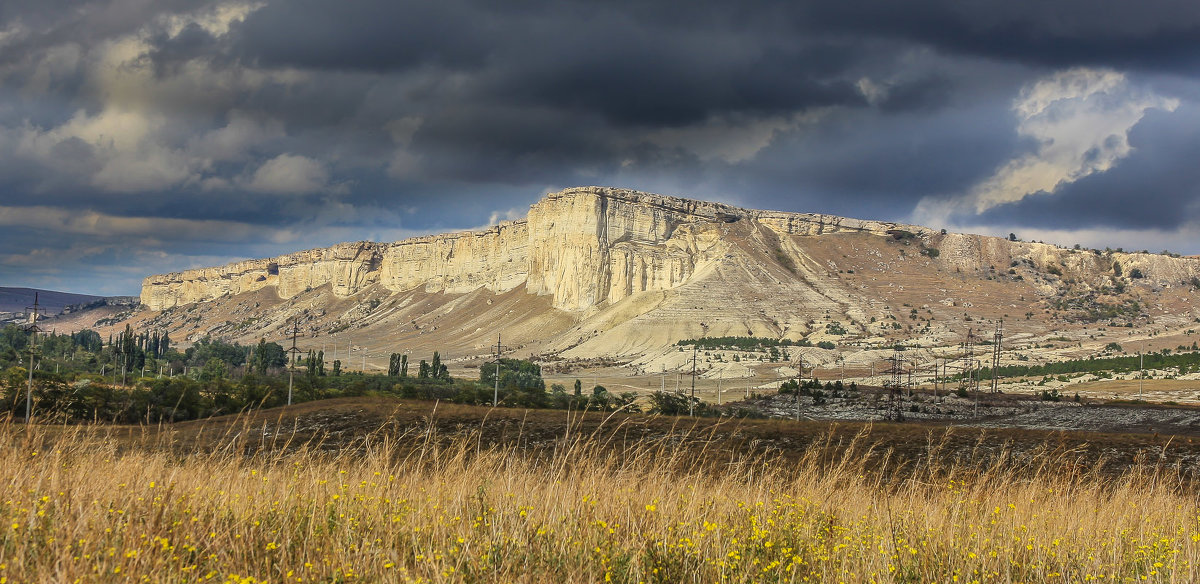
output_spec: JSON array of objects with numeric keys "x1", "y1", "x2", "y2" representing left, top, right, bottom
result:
[
  {"x1": 948, "y1": 328, "x2": 980, "y2": 394},
  {"x1": 22, "y1": 293, "x2": 46, "y2": 422},
  {"x1": 989, "y1": 321, "x2": 1004, "y2": 393}
]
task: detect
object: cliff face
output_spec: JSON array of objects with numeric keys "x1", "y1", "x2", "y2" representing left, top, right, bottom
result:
[
  {"x1": 123, "y1": 185, "x2": 1200, "y2": 367},
  {"x1": 142, "y1": 187, "x2": 898, "y2": 311},
  {"x1": 141, "y1": 242, "x2": 387, "y2": 311},
  {"x1": 141, "y1": 186, "x2": 1200, "y2": 315}
]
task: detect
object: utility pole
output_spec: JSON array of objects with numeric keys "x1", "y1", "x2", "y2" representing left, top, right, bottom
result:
[
  {"x1": 884, "y1": 350, "x2": 905, "y2": 422},
  {"x1": 1139, "y1": 340, "x2": 1145, "y2": 402},
  {"x1": 795, "y1": 356, "x2": 803, "y2": 422},
  {"x1": 286, "y1": 321, "x2": 302, "y2": 406},
  {"x1": 494, "y1": 333, "x2": 502, "y2": 407},
  {"x1": 23, "y1": 293, "x2": 46, "y2": 422},
  {"x1": 689, "y1": 345, "x2": 698, "y2": 416}
]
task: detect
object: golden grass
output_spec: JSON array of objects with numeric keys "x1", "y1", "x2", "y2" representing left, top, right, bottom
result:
[{"x1": 1, "y1": 413, "x2": 1198, "y2": 583}]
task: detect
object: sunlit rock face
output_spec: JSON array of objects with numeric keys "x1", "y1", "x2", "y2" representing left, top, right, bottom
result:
[
  {"x1": 141, "y1": 186, "x2": 1200, "y2": 316},
  {"x1": 143, "y1": 187, "x2": 717, "y2": 311}
]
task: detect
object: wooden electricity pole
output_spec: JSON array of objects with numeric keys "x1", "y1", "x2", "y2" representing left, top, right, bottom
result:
[
  {"x1": 494, "y1": 333, "x2": 502, "y2": 407},
  {"x1": 23, "y1": 293, "x2": 46, "y2": 422},
  {"x1": 689, "y1": 345, "x2": 698, "y2": 417},
  {"x1": 286, "y1": 321, "x2": 302, "y2": 406}
]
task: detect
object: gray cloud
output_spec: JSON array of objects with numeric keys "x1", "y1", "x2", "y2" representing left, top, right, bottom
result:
[{"x1": 1, "y1": 0, "x2": 1199, "y2": 295}]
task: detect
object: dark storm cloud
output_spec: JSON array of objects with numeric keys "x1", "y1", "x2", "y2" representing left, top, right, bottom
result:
[
  {"x1": 3, "y1": 0, "x2": 1200, "y2": 295},
  {"x1": 0, "y1": 0, "x2": 194, "y2": 67},
  {"x1": 473, "y1": 25, "x2": 868, "y2": 126},
  {"x1": 229, "y1": 0, "x2": 496, "y2": 72},
  {"x1": 802, "y1": 0, "x2": 1200, "y2": 72},
  {"x1": 409, "y1": 105, "x2": 620, "y2": 183},
  {"x1": 219, "y1": 0, "x2": 873, "y2": 127},
  {"x1": 706, "y1": 96, "x2": 1025, "y2": 221}
]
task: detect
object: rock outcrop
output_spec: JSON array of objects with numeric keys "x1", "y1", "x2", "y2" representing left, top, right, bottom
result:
[
  {"x1": 131, "y1": 185, "x2": 1200, "y2": 369},
  {"x1": 141, "y1": 187, "x2": 927, "y2": 312}
]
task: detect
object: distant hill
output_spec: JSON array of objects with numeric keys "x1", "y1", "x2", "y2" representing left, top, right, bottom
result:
[{"x1": 0, "y1": 287, "x2": 103, "y2": 315}]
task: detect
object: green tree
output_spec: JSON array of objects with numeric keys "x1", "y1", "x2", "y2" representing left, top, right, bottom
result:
[
  {"x1": 251, "y1": 338, "x2": 286, "y2": 374},
  {"x1": 647, "y1": 391, "x2": 702, "y2": 416},
  {"x1": 199, "y1": 359, "x2": 228, "y2": 384},
  {"x1": 480, "y1": 358, "x2": 545, "y2": 406}
]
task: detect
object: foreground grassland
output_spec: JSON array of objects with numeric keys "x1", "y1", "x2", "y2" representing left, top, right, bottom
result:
[{"x1": 1, "y1": 412, "x2": 1198, "y2": 583}]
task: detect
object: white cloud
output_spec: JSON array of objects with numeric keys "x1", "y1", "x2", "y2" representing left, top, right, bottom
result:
[
  {"x1": 243, "y1": 154, "x2": 331, "y2": 194},
  {"x1": 913, "y1": 68, "x2": 1178, "y2": 224},
  {"x1": 160, "y1": 1, "x2": 265, "y2": 37},
  {"x1": 486, "y1": 208, "x2": 523, "y2": 226},
  {"x1": 190, "y1": 112, "x2": 285, "y2": 162},
  {"x1": 645, "y1": 110, "x2": 830, "y2": 164},
  {"x1": 2, "y1": 2, "x2": 308, "y2": 194},
  {"x1": 16, "y1": 105, "x2": 200, "y2": 192},
  {"x1": 856, "y1": 77, "x2": 889, "y2": 106}
]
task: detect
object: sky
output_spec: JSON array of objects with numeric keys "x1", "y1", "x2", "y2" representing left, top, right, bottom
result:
[{"x1": 2, "y1": 0, "x2": 1199, "y2": 296}]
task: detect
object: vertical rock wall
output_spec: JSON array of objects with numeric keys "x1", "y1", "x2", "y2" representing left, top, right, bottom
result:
[
  {"x1": 139, "y1": 186, "x2": 1200, "y2": 312},
  {"x1": 378, "y1": 221, "x2": 530, "y2": 295}
]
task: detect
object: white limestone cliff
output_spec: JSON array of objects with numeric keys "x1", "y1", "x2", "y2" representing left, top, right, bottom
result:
[{"x1": 140, "y1": 186, "x2": 1200, "y2": 313}]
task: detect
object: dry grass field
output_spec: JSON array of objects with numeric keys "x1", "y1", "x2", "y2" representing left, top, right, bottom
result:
[{"x1": 3, "y1": 399, "x2": 1200, "y2": 583}]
